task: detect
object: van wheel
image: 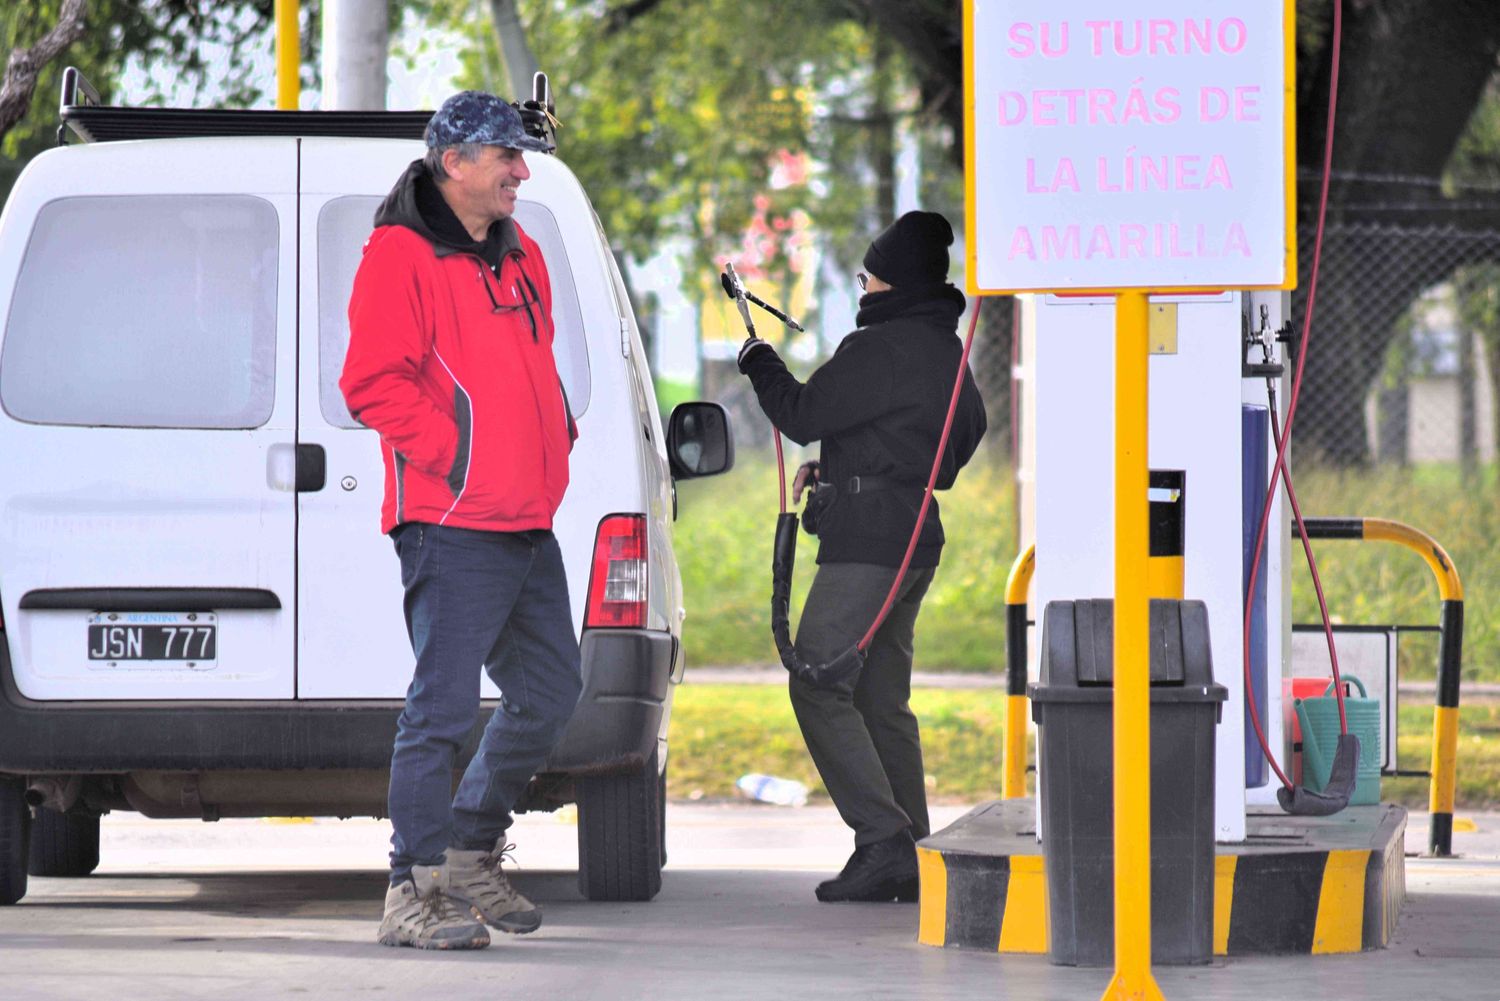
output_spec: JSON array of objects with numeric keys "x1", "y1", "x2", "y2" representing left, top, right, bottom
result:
[
  {"x1": 0, "y1": 777, "x2": 31, "y2": 905},
  {"x1": 658, "y1": 760, "x2": 668, "y2": 868},
  {"x1": 576, "y1": 750, "x2": 663, "y2": 902},
  {"x1": 29, "y1": 809, "x2": 100, "y2": 877}
]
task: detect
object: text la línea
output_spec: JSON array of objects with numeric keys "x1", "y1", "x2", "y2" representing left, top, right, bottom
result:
[{"x1": 1026, "y1": 154, "x2": 1233, "y2": 194}]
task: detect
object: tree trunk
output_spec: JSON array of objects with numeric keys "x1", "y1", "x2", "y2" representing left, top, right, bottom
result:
[
  {"x1": 1486, "y1": 323, "x2": 1500, "y2": 463},
  {"x1": 321, "y1": 0, "x2": 388, "y2": 110},
  {"x1": 487, "y1": 0, "x2": 540, "y2": 102},
  {"x1": 0, "y1": 0, "x2": 87, "y2": 140},
  {"x1": 1459, "y1": 328, "x2": 1478, "y2": 471},
  {"x1": 1375, "y1": 383, "x2": 1409, "y2": 466},
  {"x1": 870, "y1": 29, "x2": 896, "y2": 228}
]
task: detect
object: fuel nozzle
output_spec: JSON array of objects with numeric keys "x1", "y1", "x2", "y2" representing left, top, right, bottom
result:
[
  {"x1": 723, "y1": 262, "x2": 756, "y2": 338},
  {"x1": 719, "y1": 263, "x2": 805, "y2": 332}
]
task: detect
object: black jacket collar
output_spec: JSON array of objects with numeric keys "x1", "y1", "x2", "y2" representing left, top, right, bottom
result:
[
  {"x1": 855, "y1": 283, "x2": 968, "y2": 330},
  {"x1": 373, "y1": 159, "x2": 521, "y2": 269}
]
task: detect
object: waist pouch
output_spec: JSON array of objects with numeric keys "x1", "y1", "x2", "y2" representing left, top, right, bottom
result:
[
  {"x1": 801, "y1": 476, "x2": 923, "y2": 536},
  {"x1": 801, "y1": 483, "x2": 837, "y2": 537}
]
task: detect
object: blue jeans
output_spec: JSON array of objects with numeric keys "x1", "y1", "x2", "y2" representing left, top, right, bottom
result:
[{"x1": 387, "y1": 523, "x2": 582, "y2": 884}]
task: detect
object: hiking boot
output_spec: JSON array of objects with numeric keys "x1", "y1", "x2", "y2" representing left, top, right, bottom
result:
[
  {"x1": 377, "y1": 864, "x2": 491, "y2": 950},
  {"x1": 446, "y1": 844, "x2": 542, "y2": 934},
  {"x1": 815, "y1": 830, "x2": 919, "y2": 903}
]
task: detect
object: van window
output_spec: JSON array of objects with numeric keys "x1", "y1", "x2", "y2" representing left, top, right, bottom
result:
[
  {"x1": 317, "y1": 197, "x2": 592, "y2": 430},
  {"x1": 1, "y1": 195, "x2": 279, "y2": 429}
]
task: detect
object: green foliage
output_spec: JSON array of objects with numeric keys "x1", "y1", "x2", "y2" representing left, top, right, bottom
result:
[
  {"x1": 1, "y1": 0, "x2": 299, "y2": 202},
  {"x1": 675, "y1": 456, "x2": 1016, "y2": 672},
  {"x1": 1449, "y1": 78, "x2": 1500, "y2": 185},
  {"x1": 423, "y1": 0, "x2": 956, "y2": 298}
]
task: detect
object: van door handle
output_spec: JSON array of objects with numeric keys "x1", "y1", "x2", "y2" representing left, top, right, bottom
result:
[{"x1": 296, "y1": 444, "x2": 327, "y2": 492}]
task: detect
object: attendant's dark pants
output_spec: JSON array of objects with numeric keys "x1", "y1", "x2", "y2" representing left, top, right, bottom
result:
[
  {"x1": 387, "y1": 523, "x2": 582, "y2": 884},
  {"x1": 789, "y1": 562, "x2": 936, "y2": 847}
]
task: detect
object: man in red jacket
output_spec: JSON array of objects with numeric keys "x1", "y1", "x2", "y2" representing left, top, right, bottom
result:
[{"x1": 341, "y1": 91, "x2": 583, "y2": 951}]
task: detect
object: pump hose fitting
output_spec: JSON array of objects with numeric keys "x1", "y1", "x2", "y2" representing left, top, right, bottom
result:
[{"x1": 771, "y1": 512, "x2": 865, "y2": 688}]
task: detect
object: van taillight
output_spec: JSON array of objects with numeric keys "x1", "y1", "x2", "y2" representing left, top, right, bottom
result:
[{"x1": 584, "y1": 514, "x2": 648, "y2": 629}]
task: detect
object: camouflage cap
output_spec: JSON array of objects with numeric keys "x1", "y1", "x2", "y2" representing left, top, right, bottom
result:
[{"x1": 424, "y1": 90, "x2": 553, "y2": 153}]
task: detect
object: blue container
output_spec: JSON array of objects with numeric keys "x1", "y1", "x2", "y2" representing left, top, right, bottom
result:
[{"x1": 1242, "y1": 405, "x2": 1269, "y2": 788}]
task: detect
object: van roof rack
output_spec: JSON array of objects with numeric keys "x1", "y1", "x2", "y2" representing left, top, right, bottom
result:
[
  {"x1": 58, "y1": 67, "x2": 432, "y2": 145},
  {"x1": 57, "y1": 67, "x2": 559, "y2": 150}
]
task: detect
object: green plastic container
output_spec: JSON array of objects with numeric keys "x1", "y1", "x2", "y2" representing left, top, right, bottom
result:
[{"x1": 1295, "y1": 676, "x2": 1381, "y2": 805}]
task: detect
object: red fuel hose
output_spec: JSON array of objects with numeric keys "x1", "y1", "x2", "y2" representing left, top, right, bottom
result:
[
  {"x1": 856, "y1": 299, "x2": 983, "y2": 651},
  {"x1": 766, "y1": 298, "x2": 983, "y2": 687},
  {"x1": 1243, "y1": 0, "x2": 1353, "y2": 804}
]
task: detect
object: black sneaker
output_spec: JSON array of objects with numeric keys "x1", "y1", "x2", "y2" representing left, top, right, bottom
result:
[{"x1": 815, "y1": 830, "x2": 918, "y2": 903}]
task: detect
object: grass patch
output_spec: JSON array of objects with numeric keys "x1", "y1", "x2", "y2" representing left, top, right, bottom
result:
[
  {"x1": 666, "y1": 683, "x2": 1016, "y2": 803},
  {"x1": 674, "y1": 457, "x2": 1499, "y2": 685},
  {"x1": 1284, "y1": 464, "x2": 1500, "y2": 683},
  {"x1": 674, "y1": 456, "x2": 1016, "y2": 673},
  {"x1": 666, "y1": 684, "x2": 1500, "y2": 811},
  {"x1": 670, "y1": 457, "x2": 1500, "y2": 806},
  {"x1": 1384, "y1": 701, "x2": 1500, "y2": 811},
  {"x1": 653, "y1": 375, "x2": 698, "y2": 421}
]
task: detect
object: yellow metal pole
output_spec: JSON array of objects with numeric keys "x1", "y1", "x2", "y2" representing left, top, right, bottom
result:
[
  {"x1": 1101, "y1": 291, "x2": 1163, "y2": 1001},
  {"x1": 1003, "y1": 545, "x2": 1036, "y2": 799},
  {"x1": 1304, "y1": 516, "x2": 1464, "y2": 854},
  {"x1": 275, "y1": 0, "x2": 299, "y2": 110},
  {"x1": 1359, "y1": 518, "x2": 1464, "y2": 855}
]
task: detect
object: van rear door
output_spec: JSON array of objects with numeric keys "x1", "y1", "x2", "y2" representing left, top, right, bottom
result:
[
  {"x1": 294, "y1": 139, "x2": 598, "y2": 698},
  {"x1": 0, "y1": 139, "x2": 300, "y2": 700},
  {"x1": 293, "y1": 139, "x2": 415, "y2": 698}
]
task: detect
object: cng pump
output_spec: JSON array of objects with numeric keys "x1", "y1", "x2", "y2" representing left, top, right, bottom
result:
[{"x1": 1021, "y1": 289, "x2": 1297, "y2": 841}]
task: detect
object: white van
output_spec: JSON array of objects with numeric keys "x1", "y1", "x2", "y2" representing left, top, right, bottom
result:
[{"x1": 0, "y1": 69, "x2": 732, "y2": 905}]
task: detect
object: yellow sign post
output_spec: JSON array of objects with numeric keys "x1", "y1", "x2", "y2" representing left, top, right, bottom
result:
[
  {"x1": 1103, "y1": 290, "x2": 1161, "y2": 1000},
  {"x1": 963, "y1": 2, "x2": 1295, "y2": 994},
  {"x1": 275, "y1": 0, "x2": 299, "y2": 110}
]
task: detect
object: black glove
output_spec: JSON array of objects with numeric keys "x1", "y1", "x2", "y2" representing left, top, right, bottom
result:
[
  {"x1": 791, "y1": 461, "x2": 821, "y2": 503},
  {"x1": 737, "y1": 335, "x2": 775, "y2": 373}
]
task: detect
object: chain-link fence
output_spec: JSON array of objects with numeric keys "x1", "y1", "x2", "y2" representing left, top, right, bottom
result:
[
  {"x1": 1289, "y1": 176, "x2": 1500, "y2": 469},
  {"x1": 971, "y1": 177, "x2": 1500, "y2": 473},
  {"x1": 688, "y1": 175, "x2": 1500, "y2": 477}
]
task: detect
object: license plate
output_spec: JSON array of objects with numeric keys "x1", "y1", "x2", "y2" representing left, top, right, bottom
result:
[{"x1": 87, "y1": 612, "x2": 218, "y2": 666}]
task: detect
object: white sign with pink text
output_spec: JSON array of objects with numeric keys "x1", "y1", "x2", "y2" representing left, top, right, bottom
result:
[{"x1": 966, "y1": 1, "x2": 1293, "y2": 293}]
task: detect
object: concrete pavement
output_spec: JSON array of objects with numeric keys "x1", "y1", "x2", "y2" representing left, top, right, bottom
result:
[{"x1": 0, "y1": 804, "x2": 1497, "y2": 1000}]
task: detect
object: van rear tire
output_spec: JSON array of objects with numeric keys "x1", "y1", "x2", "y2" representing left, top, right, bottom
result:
[
  {"x1": 576, "y1": 750, "x2": 663, "y2": 902},
  {"x1": 28, "y1": 808, "x2": 100, "y2": 877},
  {"x1": 0, "y1": 777, "x2": 31, "y2": 905}
]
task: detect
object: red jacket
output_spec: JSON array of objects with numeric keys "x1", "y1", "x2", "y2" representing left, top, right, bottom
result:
[{"x1": 341, "y1": 203, "x2": 574, "y2": 535}]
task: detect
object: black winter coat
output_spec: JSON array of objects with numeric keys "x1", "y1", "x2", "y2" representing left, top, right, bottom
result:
[{"x1": 742, "y1": 284, "x2": 987, "y2": 568}]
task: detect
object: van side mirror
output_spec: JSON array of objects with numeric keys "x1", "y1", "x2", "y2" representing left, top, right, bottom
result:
[{"x1": 667, "y1": 402, "x2": 734, "y2": 479}]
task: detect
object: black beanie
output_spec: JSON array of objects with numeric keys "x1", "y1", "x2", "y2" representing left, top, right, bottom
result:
[{"x1": 862, "y1": 210, "x2": 954, "y2": 287}]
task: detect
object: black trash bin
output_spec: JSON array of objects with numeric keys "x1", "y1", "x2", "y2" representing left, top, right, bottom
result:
[{"x1": 1029, "y1": 598, "x2": 1227, "y2": 967}]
